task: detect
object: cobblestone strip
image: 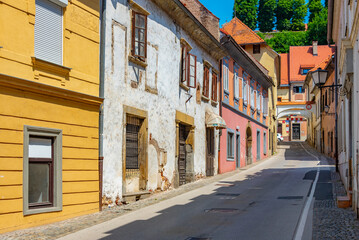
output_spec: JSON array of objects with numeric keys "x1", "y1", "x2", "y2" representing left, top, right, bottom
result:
[
  {"x1": 0, "y1": 151, "x2": 282, "y2": 240},
  {"x1": 312, "y1": 152, "x2": 359, "y2": 240}
]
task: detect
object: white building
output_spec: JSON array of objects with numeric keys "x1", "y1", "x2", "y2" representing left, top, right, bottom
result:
[
  {"x1": 328, "y1": 0, "x2": 359, "y2": 216},
  {"x1": 100, "y1": 0, "x2": 226, "y2": 202}
]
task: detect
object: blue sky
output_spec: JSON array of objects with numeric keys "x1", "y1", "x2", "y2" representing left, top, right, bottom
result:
[{"x1": 200, "y1": 0, "x2": 325, "y2": 27}]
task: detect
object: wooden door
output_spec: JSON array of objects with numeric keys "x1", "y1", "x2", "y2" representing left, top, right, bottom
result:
[
  {"x1": 293, "y1": 124, "x2": 300, "y2": 140},
  {"x1": 178, "y1": 125, "x2": 187, "y2": 186},
  {"x1": 206, "y1": 128, "x2": 215, "y2": 176}
]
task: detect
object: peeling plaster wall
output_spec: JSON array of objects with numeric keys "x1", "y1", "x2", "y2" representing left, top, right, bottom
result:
[{"x1": 103, "y1": 0, "x2": 220, "y2": 201}]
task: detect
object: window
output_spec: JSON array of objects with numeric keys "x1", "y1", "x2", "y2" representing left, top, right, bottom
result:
[
  {"x1": 253, "y1": 44, "x2": 260, "y2": 54},
  {"x1": 203, "y1": 66, "x2": 210, "y2": 97},
  {"x1": 211, "y1": 71, "x2": 218, "y2": 101},
  {"x1": 263, "y1": 132, "x2": 267, "y2": 155},
  {"x1": 131, "y1": 11, "x2": 147, "y2": 61},
  {"x1": 301, "y1": 68, "x2": 310, "y2": 75},
  {"x1": 223, "y1": 62, "x2": 229, "y2": 92},
  {"x1": 293, "y1": 86, "x2": 305, "y2": 93},
  {"x1": 181, "y1": 46, "x2": 188, "y2": 84},
  {"x1": 23, "y1": 126, "x2": 62, "y2": 216},
  {"x1": 256, "y1": 90, "x2": 261, "y2": 110},
  {"x1": 35, "y1": 0, "x2": 64, "y2": 65},
  {"x1": 250, "y1": 85, "x2": 255, "y2": 108},
  {"x1": 263, "y1": 97, "x2": 268, "y2": 115},
  {"x1": 243, "y1": 80, "x2": 248, "y2": 105},
  {"x1": 188, "y1": 54, "x2": 197, "y2": 88},
  {"x1": 234, "y1": 71, "x2": 239, "y2": 99},
  {"x1": 227, "y1": 131, "x2": 234, "y2": 159}
]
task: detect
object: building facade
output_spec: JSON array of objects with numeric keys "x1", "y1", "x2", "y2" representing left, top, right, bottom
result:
[
  {"x1": 0, "y1": 0, "x2": 102, "y2": 233},
  {"x1": 221, "y1": 18, "x2": 279, "y2": 156},
  {"x1": 328, "y1": 0, "x2": 359, "y2": 216},
  {"x1": 219, "y1": 33, "x2": 273, "y2": 173},
  {"x1": 101, "y1": 0, "x2": 226, "y2": 202}
]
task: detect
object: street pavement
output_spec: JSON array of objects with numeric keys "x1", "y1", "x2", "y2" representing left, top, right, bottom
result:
[
  {"x1": 3, "y1": 142, "x2": 359, "y2": 240},
  {"x1": 59, "y1": 142, "x2": 328, "y2": 240}
]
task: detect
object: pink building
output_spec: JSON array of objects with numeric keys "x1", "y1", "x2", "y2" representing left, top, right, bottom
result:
[{"x1": 219, "y1": 32, "x2": 274, "y2": 173}]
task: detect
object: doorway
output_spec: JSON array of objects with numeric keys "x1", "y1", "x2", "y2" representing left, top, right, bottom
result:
[
  {"x1": 236, "y1": 134, "x2": 240, "y2": 168},
  {"x1": 206, "y1": 128, "x2": 215, "y2": 176},
  {"x1": 292, "y1": 124, "x2": 300, "y2": 140},
  {"x1": 246, "y1": 126, "x2": 252, "y2": 165},
  {"x1": 256, "y1": 130, "x2": 260, "y2": 161},
  {"x1": 178, "y1": 124, "x2": 188, "y2": 186}
]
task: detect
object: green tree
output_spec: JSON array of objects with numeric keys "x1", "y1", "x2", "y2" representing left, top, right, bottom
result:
[
  {"x1": 258, "y1": 31, "x2": 307, "y2": 53},
  {"x1": 233, "y1": 0, "x2": 258, "y2": 30},
  {"x1": 308, "y1": 0, "x2": 323, "y2": 22},
  {"x1": 291, "y1": 0, "x2": 307, "y2": 31},
  {"x1": 306, "y1": 8, "x2": 328, "y2": 45},
  {"x1": 258, "y1": 0, "x2": 276, "y2": 32},
  {"x1": 276, "y1": 0, "x2": 293, "y2": 31}
]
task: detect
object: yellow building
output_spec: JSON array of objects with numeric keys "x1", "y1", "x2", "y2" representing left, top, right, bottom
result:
[
  {"x1": 222, "y1": 18, "x2": 280, "y2": 155},
  {"x1": 0, "y1": 0, "x2": 102, "y2": 233}
]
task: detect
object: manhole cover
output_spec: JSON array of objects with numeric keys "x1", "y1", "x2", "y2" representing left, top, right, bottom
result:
[
  {"x1": 205, "y1": 208, "x2": 239, "y2": 213},
  {"x1": 278, "y1": 196, "x2": 303, "y2": 200},
  {"x1": 216, "y1": 193, "x2": 240, "y2": 197}
]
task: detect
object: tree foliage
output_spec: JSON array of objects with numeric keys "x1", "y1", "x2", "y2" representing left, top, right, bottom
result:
[
  {"x1": 307, "y1": 8, "x2": 328, "y2": 45},
  {"x1": 258, "y1": 31, "x2": 308, "y2": 53},
  {"x1": 276, "y1": 0, "x2": 293, "y2": 31},
  {"x1": 308, "y1": 0, "x2": 323, "y2": 22},
  {"x1": 233, "y1": 0, "x2": 258, "y2": 30},
  {"x1": 291, "y1": 0, "x2": 307, "y2": 31},
  {"x1": 258, "y1": 0, "x2": 276, "y2": 32}
]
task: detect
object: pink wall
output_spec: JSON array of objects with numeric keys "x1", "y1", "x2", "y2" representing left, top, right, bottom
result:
[{"x1": 219, "y1": 106, "x2": 269, "y2": 174}]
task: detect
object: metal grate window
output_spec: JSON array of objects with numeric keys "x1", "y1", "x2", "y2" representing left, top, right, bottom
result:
[{"x1": 126, "y1": 116, "x2": 142, "y2": 169}]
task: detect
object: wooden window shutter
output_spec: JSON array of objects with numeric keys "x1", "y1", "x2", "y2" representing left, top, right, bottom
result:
[{"x1": 187, "y1": 54, "x2": 197, "y2": 88}]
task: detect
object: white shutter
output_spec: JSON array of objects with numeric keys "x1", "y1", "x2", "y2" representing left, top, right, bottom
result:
[
  {"x1": 234, "y1": 73, "x2": 239, "y2": 99},
  {"x1": 35, "y1": 0, "x2": 63, "y2": 65}
]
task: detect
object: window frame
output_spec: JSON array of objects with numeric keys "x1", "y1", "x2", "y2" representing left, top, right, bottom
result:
[
  {"x1": 187, "y1": 53, "x2": 197, "y2": 88},
  {"x1": 202, "y1": 65, "x2": 210, "y2": 97},
  {"x1": 227, "y1": 130, "x2": 235, "y2": 160},
  {"x1": 223, "y1": 61, "x2": 229, "y2": 92},
  {"x1": 181, "y1": 45, "x2": 189, "y2": 84},
  {"x1": 234, "y1": 70, "x2": 240, "y2": 100},
  {"x1": 211, "y1": 71, "x2": 218, "y2": 101},
  {"x1": 23, "y1": 125, "x2": 62, "y2": 216},
  {"x1": 131, "y1": 11, "x2": 147, "y2": 62}
]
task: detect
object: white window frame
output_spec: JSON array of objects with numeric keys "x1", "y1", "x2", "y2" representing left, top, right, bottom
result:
[
  {"x1": 223, "y1": 63, "x2": 229, "y2": 92},
  {"x1": 234, "y1": 71, "x2": 239, "y2": 99},
  {"x1": 23, "y1": 125, "x2": 63, "y2": 216}
]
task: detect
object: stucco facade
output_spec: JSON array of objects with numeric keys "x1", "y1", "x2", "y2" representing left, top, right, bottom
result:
[
  {"x1": 328, "y1": 0, "x2": 359, "y2": 216},
  {"x1": 0, "y1": 0, "x2": 102, "y2": 233},
  {"x1": 101, "y1": 0, "x2": 225, "y2": 202}
]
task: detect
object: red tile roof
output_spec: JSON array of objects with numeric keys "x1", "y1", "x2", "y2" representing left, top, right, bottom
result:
[
  {"x1": 221, "y1": 18, "x2": 265, "y2": 45},
  {"x1": 288, "y1": 45, "x2": 334, "y2": 82},
  {"x1": 280, "y1": 53, "x2": 289, "y2": 85},
  {"x1": 309, "y1": 55, "x2": 333, "y2": 72}
]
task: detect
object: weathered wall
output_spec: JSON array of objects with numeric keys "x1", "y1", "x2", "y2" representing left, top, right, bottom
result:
[{"x1": 103, "y1": 0, "x2": 220, "y2": 201}]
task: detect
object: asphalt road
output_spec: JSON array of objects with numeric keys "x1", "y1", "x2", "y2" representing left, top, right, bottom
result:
[{"x1": 60, "y1": 142, "x2": 332, "y2": 240}]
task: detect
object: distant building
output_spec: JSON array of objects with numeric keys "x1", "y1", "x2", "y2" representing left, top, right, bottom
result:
[{"x1": 277, "y1": 42, "x2": 334, "y2": 141}]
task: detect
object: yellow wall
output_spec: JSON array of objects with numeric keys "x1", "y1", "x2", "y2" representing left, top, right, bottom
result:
[
  {"x1": 0, "y1": 0, "x2": 101, "y2": 233},
  {"x1": 248, "y1": 44, "x2": 279, "y2": 154}
]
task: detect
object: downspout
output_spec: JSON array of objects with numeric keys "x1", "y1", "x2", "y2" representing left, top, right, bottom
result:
[
  {"x1": 218, "y1": 58, "x2": 223, "y2": 174},
  {"x1": 99, "y1": 0, "x2": 106, "y2": 211}
]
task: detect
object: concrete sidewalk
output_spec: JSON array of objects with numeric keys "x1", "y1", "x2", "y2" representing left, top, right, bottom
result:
[{"x1": 0, "y1": 151, "x2": 281, "y2": 240}]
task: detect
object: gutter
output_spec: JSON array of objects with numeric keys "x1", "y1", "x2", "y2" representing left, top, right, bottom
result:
[{"x1": 98, "y1": 0, "x2": 106, "y2": 211}]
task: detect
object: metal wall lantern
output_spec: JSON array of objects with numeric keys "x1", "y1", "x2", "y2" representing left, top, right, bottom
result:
[{"x1": 312, "y1": 68, "x2": 328, "y2": 87}]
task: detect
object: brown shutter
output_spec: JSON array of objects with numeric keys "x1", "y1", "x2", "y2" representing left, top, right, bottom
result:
[{"x1": 131, "y1": 12, "x2": 135, "y2": 56}]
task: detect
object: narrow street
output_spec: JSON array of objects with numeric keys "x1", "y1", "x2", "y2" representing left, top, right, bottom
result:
[{"x1": 58, "y1": 142, "x2": 330, "y2": 240}]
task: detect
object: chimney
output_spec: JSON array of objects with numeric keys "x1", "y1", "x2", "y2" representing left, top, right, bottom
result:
[{"x1": 312, "y1": 41, "x2": 318, "y2": 56}]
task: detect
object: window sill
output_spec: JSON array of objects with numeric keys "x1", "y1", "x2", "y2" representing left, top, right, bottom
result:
[
  {"x1": 201, "y1": 95, "x2": 210, "y2": 102},
  {"x1": 145, "y1": 85, "x2": 158, "y2": 95},
  {"x1": 211, "y1": 100, "x2": 218, "y2": 106},
  {"x1": 24, "y1": 205, "x2": 62, "y2": 216},
  {"x1": 31, "y1": 57, "x2": 71, "y2": 76},
  {"x1": 224, "y1": 89, "x2": 230, "y2": 95},
  {"x1": 128, "y1": 55, "x2": 147, "y2": 68},
  {"x1": 180, "y1": 82, "x2": 190, "y2": 91},
  {"x1": 226, "y1": 157, "x2": 235, "y2": 162}
]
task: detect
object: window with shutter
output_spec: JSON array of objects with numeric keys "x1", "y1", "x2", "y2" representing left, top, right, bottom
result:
[
  {"x1": 223, "y1": 63, "x2": 229, "y2": 92},
  {"x1": 203, "y1": 66, "x2": 210, "y2": 97},
  {"x1": 250, "y1": 86, "x2": 254, "y2": 108},
  {"x1": 35, "y1": 0, "x2": 63, "y2": 65},
  {"x1": 234, "y1": 72, "x2": 239, "y2": 99},
  {"x1": 188, "y1": 54, "x2": 197, "y2": 88},
  {"x1": 211, "y1": 72, "x2": 218, "y2": 101},
  {"x1": 181, "y1": 46, "x2": 188, "y2": 83}
]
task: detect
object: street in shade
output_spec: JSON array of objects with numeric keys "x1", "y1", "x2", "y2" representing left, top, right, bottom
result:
[{"x1": 59, "y1": 142, "x2": 333, "y2": 240}]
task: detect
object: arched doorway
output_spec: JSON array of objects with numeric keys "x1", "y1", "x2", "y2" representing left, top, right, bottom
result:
[{"x1": 246, "y1": 123, "x2": 252, "y2": 165}]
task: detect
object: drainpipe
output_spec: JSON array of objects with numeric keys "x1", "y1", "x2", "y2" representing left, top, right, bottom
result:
[
  {"x1": 329, "y1": 43, "x2": 338, "y2": 172},
  {"x1": 99, "y1": 0, "x2": 107, "y2": 211},
  {"x1": 218, "y1": 59, "x2": 223, "y2": 174}
]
